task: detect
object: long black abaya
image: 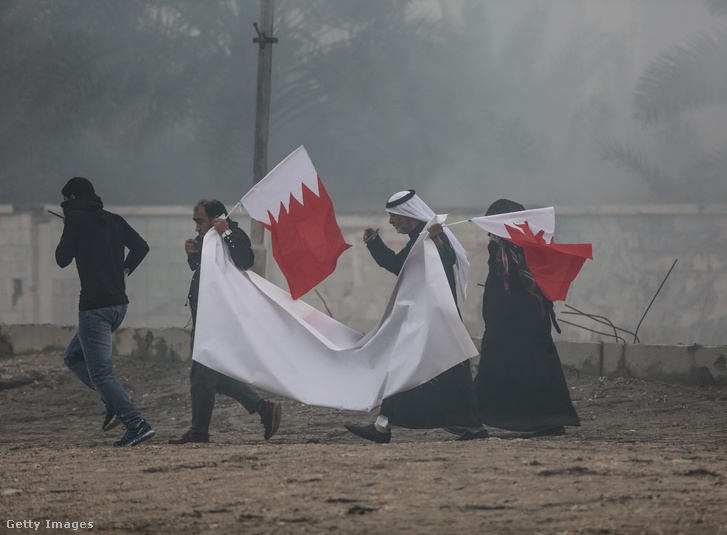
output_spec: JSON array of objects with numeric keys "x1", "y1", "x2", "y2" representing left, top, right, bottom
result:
[{"x1": 473, "y1": 240, "x2": 580, "y2": 432}]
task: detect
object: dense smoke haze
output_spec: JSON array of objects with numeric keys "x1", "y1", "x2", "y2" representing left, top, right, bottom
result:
[{"x1": 2, "y1": 0, "x2": 726, "y2": 209}]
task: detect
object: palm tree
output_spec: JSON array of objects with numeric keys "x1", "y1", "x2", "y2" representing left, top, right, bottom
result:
[
  {"x1": 272, "y1": 1, "x2": 629, "y2": 206},
  {"x1": 0, "y1": 0, "x2": 208, "y2": 202},
  {"x1": 2, "y1": 0, "x2": 453, "y2": 203},
  {"x1": 601, "y1": 3, "x2": 727, "y2": 202}
]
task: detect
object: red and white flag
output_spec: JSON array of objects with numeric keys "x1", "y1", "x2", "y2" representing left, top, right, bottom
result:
[
  {"x1": 241, "y1": 146, "x2": 351, "y2": 299},
  {"x1": 471, "y1": 207, "x2": 593, "y2": 301}
]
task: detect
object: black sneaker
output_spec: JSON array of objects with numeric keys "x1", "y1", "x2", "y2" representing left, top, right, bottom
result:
[
  {"x1": 102, "y1": 408, "x2": 121, "y2": 432},
  {"x1": 261, "y1": 401, "x2": 282, "y2": 440},
  {"x1": 345, "y1": 423, "x2": 391, "y2": 444},
  {"x1": 113, "y1": 419, "x2": 156, "y2": 447}
]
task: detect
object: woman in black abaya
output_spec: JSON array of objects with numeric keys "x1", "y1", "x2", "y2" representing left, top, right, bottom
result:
[{"x1": 473, "y1": 199, "x2": 580, "y2": 435}]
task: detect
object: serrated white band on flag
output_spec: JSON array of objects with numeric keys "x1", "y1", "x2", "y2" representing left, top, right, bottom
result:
[
  {"x1": 470, "y1": 206, "x2": 555, "y2": 243},
  {"x1": 241, "y1": 145, "x2": 320, "y2": 226}
]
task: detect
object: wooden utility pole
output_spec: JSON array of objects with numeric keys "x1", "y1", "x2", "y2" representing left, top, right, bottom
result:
[{"x1": 250, "y1": 0, "x2": 278, "y2": 276}]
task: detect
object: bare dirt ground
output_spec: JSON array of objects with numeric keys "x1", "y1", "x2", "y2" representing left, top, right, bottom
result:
[{"x1": 1, "y1": 351, "x2": 727, "y2": 534}]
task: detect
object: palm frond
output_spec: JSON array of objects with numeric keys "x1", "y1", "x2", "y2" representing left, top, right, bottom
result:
[
  {"x1": 634, "y1": 29, "x2": 727, "y2": 125},
  {"x1": 494, "y1": 117, "x2": 547, "y2": 172},
  {"x1": 693, "y1": 141, "x2": 727, "y2": 190},
  {"x1": 704, "y1": 0, "x2": 727, "y2": 17},
  {"x1": 599, "y1": 140, "x2": 674, "y2": 196}
]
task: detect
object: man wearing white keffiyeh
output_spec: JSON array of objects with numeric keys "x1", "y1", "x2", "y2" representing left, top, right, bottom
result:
[{"x1": 346, "y1": 190, "x2": 487, "y2": 443}]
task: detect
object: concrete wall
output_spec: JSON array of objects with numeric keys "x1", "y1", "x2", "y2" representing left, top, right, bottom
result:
[
  {"x1": 1, "y1": 325, "x2": 724, "y2": 387},
  {"x1": 552, "y1": 339, "x2": 727, "y2": 387},
  {"x1": 1, "y1": 204, "x2": 726, "y2": 346},
  {"x1": 282, "y1": 204, "x2": 727, "y2": 346},
  {"x1": 0, "y1": 205, "x2": 204, "y2": 329},
  {"x1": 0, "y1": 324, "x2": 191, "y2": 363}
]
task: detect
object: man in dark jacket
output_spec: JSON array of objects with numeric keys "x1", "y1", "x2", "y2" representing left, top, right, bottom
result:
[
  {"x1": 169, "y1": 199, "x2": 282, "y2": 444},
  {"x1": 56, "y1": 176, "x2": 154, "y2": 447}
]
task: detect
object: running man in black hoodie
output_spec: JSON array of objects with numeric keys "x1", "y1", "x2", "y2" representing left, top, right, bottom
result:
[{"x1": 55, "y1": 177, "x2": 154, "y2": 447}]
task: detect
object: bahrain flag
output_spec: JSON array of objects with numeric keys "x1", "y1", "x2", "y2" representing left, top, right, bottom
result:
[
  {"x1": 471, "y1": 207, "x2": 593, "y2": 301},
  {"x1": 504, "y1": 222, "x2": 593, "y2": 302},
  {"x1": 241, "y1": 146, "x2": 351, "y2": 299}
]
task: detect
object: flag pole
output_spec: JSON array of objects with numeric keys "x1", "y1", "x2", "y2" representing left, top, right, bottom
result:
[
  {"x1": 222, "y1": 201, "x2": 242, "y2": 220},
  {"x1": 418, "y1": 218, "x2": 472, "y2": 235},
  {"x1": 250, "y1": 0, "x2": 278, "y2": 277},
  {"x1": 443, "y1": 219, "x2": 471, "y2": 227}
]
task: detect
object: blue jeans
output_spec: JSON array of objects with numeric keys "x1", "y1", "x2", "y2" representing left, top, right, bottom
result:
[{"x1": 63, "y1": 304, "x2": 144, "y2": 429}]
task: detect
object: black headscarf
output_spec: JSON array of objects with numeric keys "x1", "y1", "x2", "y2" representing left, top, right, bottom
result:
[
  {"x1": 62, "y1": 177, "x2": 95, "y2": 198},
  {"x1": 485, "y1": 198, "x2": 526, "y2": 217},
  {"x1": 60, "y1": 176, "x2": 104, "y2": 217},
  {"x1": 485, "y1": 199, "x2": 547, "y2": 317}
]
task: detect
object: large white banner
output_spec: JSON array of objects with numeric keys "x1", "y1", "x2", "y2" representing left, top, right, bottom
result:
[{"x1": 192, "y1": 216, "x2": 478, "y2": 412}]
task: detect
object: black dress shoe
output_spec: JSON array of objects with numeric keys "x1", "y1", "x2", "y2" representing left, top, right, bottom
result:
[
  {"x1": 261, "y1": 401, "x2": 282, "y2": 440},
  {"x1": 345, "y1": 423, "x2": 391, "y2": 444},
  {"x1": 456, "y1": 428, "x2": 489, "y2": 441}
]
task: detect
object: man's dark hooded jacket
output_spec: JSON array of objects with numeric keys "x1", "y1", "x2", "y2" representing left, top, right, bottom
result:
[{"x1": 55, "y1": 194, "x2": 149, "y2": 311}]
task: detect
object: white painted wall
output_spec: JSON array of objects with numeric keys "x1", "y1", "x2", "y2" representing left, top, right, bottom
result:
[{"x1": 1, "y1": 204, "x2": 725, "y2": 345}]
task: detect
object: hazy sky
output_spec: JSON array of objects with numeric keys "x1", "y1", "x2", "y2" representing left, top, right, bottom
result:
[{"x1": 410, "y1": 1, "x2": 726, "y2": 209}]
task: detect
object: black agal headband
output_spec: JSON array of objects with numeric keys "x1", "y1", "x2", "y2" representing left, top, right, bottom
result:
[{"x1": 385, "y1": 189, "x2": 416, "y2": 209}]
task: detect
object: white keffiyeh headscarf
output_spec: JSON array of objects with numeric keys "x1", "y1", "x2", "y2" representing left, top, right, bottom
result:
[{"x1": 385, "y1": 190, "x2": 470, "y2": 300}]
